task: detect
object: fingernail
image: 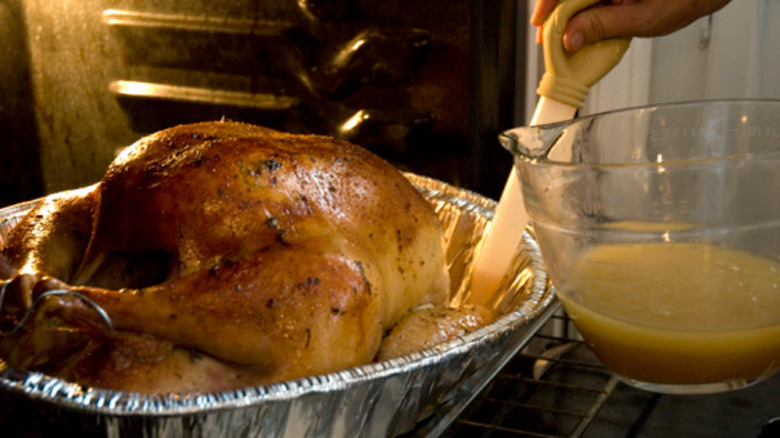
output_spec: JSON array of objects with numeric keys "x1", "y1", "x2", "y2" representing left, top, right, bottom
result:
[{"x1": 569, "y1": 32, "x2": 584, "y2": 52}]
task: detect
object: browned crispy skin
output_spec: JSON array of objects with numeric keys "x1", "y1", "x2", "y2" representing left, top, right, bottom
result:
[
  {"x1": 76, "y1": 121, "x2": 448, "y2": 323},
  {"x1": 376, "y1": 304, "x2": 493, "y2": 361},
  {"x1": 8, "y1": 245, "x2": 380, "y2": 386},
  {"x1": 0, "y1": 121, "x2": 449, "y2": 392},
  {"x1": 1, "y1": 186, "x2": 96, "y2": 283}
]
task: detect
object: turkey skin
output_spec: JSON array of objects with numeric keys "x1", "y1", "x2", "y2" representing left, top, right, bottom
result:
[{"x1": 0, "y1": 121, "x2": 451, "y2": 392}]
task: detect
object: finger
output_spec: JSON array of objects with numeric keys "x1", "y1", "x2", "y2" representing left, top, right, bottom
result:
[
  {"x1": 565, "y1": 0, "x2": 725, "y2": 45},
  {"x1": 562, "y1": 3, "x2": 648, "y2": 52},
  {"x1": 530, "y1": 0, "x2": 557, "y2": 26},
  {"x1": 566, "y1": 4, "x2": 632, "y2": 43}
]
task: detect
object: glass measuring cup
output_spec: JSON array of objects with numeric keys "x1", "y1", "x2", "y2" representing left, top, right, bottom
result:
[{"x1": 501, "y1": 99, "x2": 780, "y2": 394}]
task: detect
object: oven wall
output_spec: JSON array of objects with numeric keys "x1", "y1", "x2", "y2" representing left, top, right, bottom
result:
[
  {"x1": 0, "y1": 0, "x2": 43, "y2": 206},
  {"x1": 0, "y1": 0, "x2": 526, "y2": 207}
]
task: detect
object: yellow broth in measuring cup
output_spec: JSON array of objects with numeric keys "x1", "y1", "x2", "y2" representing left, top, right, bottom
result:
[{"x1": 558, "y1": 242, "x2": 780, "y2": 393}]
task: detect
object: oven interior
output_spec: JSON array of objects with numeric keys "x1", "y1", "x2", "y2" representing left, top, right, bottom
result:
[
  {"x1": 0, "y1": 0, "x2": 523, "y2": 207},
  {"x1": 1, "y1": 1, "x2": 779, "y2": 437}
]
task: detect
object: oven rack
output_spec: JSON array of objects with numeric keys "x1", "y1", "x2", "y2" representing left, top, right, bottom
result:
[{"x1": 441, "y1": 305, "x2": 618, "y2": 438}]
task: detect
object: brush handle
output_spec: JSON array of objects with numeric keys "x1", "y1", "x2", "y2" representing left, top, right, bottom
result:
[
  {"x1": 469, "y1": 0, "x2": 631, "y2": 306},
  {"x1": 469, "y1": 98, "x2": 576, "y2": 306},
  {"x1": 537, "y1": 0, "x2": 631, "y2": 107}
]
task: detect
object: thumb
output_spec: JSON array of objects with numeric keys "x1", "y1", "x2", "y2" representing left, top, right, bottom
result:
[{"x1": 563, "y1": 5, "x2": 639, "y2": 52}]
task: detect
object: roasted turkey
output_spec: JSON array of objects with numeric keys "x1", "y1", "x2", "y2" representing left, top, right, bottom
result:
[{"x1": 0, "y1": 121, "x2": 460, "y2": 392}]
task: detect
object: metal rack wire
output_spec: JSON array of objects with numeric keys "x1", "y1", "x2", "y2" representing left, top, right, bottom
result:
[{"x1": 442, "y1": 309, "x2": 618, "y2": 438}]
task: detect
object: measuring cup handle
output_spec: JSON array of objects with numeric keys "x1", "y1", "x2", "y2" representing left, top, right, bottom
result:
[{"x1": 537, "y1": 0, "x2": 631, "y2": 108}]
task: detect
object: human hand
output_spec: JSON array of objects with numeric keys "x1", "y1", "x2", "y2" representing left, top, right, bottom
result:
[{"x1": 531, "y1": 0, "x2": 732, "y2": 53}]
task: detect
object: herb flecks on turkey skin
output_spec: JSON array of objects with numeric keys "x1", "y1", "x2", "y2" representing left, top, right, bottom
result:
[{"x1": 0, "y1": 121, "x2": 450, "y2": 392}]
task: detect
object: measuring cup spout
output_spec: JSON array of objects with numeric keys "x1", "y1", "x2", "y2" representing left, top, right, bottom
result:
[{"x1": 499, "y1": 122, "x2": 568, "y2": 162}]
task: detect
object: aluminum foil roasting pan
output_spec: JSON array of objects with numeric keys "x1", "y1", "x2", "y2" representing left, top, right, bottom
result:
[{"x1": 0, "y1": 173, "x2": 555, "y2": 437}]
